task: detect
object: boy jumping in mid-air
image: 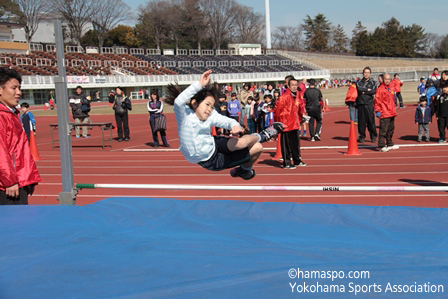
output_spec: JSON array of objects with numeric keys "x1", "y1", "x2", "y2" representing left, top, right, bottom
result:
[{"x1": 165, "y1": 70, "x2": 284, "y2": 180}]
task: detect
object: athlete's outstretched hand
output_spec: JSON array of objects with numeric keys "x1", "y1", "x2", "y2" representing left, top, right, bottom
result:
[{"x1": 200, "y1": 70, "x2": 212, "y2": 87}]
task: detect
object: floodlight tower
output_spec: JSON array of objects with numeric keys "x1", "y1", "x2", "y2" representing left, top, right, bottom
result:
[{"x1": 265, "y1": 0, "x2": 271, "y2": 49}]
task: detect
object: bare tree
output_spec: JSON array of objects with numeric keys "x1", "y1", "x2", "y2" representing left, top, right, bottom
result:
[
  {"x1": 200, "y1": 0, "x2": 237, "y2": 49},
  {"x1": 136, "y1": 1, "x2": 169, "y2": 49},
  {"x1": 50, "y1": 0, "x2": 99, "y2": 46},
  {"x1": 423, "y1": 33, "x2": 443, "y2": 58},
  {"x1": 272, "y1": 26, "x2": 304, "y2": 50},
  {"x1": 233, "y1": 5, "x2": 263, "y2": 43},
  {"x1": 92, "y1": 0, "x2": 132, "y2": 52},
  {"x1": 182, "y1": 0, "x2": 206, "y2": 52},
  {"x1": 10, "y1": 0, "x2": 51, "y2": 46},
  {"x1": 163, "y1": 0, "x2": 184, "y2": 53}
]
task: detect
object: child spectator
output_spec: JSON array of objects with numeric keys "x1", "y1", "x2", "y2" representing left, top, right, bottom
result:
[
  {"x1": 215, "y1": 93, "x2": 228, "y2": 135},
  {"x1": 20, "y1": 102, "x2": 36, "y2": 142},
  {"x1": 245, "y1": 96, "x2": 255, "y2": 133},
  {"x1": 433, "y1": 83, "x2": 448, "y2": 143},
  {"x1": 272, "y1": 89, "x2": 280, "y2": 107},
  {"x1": 227, "y1": 92, "x2": 241, "y2": 123},
  {"x1": 374, "y1": 74, "x2": 399, "y2": 152},
  {"x1": 345, "y1": 82, "x2": 358, "y2": 123},
  {"x1": 164, "y1": 70, "x2": 284, "y2": 180},
  {"x1": 425, "y1": 79, "x2": 439, "y2": 108},
  {"x1": 417, "y1": 78, "x2": 426, "y2": 97},
  {"x1": 48, "y1": 91, "x2": 55, "y2": 110},
  {"x1": 415, "y1": 96, "x2": 431, "y2": 142},
  {"x1": 253, "y1": 95, "x2": 263, "y2": 133},
  {"x1": 392, "y1": 74, "x2": 405, "y2": 108},
  {"x1": 261, "y1": 94, "x2": 273, "y2": 128}
]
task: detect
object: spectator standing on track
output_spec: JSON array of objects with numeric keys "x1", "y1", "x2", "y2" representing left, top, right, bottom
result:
[
  {"x1": 275, "y1": 77, "x2": 307, "y2": 169},
  {"x1": 356, "y1": 67, "x2": 378, "y2": 143},
  {"x1": 69, "y1": 85, "x2": 91, "y2": 139},
  {"x1": 148, "y1": 91, "x2": 169, "y2": 148},
  {"x1": 415, "y1": 96, "x2": 431, "y2": 142},
  {"x1": 109, "y1": 86, "x2": 132, "y2": 142},
  {"x1": 392, "y1": 74, "x2": 405, "y2": 108},
  {"x1": 374, "y1": 74, "x2": 399, "y2": 152},
  {"x1": 227, "y1": 92, "x2": 241, "y2": 124},
  {"x1": 433, "y1": 83, "x2": 448, "y2": 143},
  {"x1": 20, "y1": 102, "x2": 36, "y2": 142},
  {"x1": 48, "y1": 90, "x2": 55, "y2": 110},
  {"x1": 164, "y1": 70, "x2": 284, "y2": 180},
  {"x1": 0, "y1": 68, "x2": 41, "y2": 205},
  {"x1": 240, "y1": 83, "x2": 253, "y2": 126},
  {"x1": 272, "y1": 89, "x2": 280, "y2": 107},
  {"x1": 345, "y1": 82, "x2": 358, "y2": 123},
  {"x1": 215, "y1": 93, "x2": 228, "y2": 135},
  {"x1": 304, "y1": 79, "x2": 324, "y2": 141},
  {"x1": 425, "y1": 79, "x2": 439, "y2": 108},
  {"x1": 245, "y1": 96, "x2": 255, "y2": 133}
]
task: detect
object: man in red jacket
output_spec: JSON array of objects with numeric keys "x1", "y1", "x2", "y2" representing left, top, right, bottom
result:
[
  {"x1": 0, "y1": 68, "x2": 41, "y2": 204},
  {"x1": 274, "y1": 78, "x2": 307, "y2": 169},
  {"x1": 374, "y1": 74, "x2": 399, "y2": 152},
  {"x1": 392, "y1": 73, "x2": 405, "y2": 108}
]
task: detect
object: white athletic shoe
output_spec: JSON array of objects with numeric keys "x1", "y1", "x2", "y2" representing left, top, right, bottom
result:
[{"x1": 380, "y1": 147, "x2": 390, "y2": 152}]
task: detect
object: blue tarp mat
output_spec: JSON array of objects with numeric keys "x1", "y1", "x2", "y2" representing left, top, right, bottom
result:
[{"x1": 0, "y1": 198, "x2": 447, "y2": 299}]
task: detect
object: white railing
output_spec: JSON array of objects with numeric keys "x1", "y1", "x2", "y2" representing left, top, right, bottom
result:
[
  {"x1": 146, "y1": 49, "x2": 161, "y2": 55},
  {"x1": 177, "y1": 49, "x2": 187, "y2": 55},
  {"x1": 104, "y1": 60, "x2": 119, "y2": 67},
  {"x1": 257, "y1": 60, "x2": 267, "y2": 66},
  {"x1": 163, "y1": 61, "x2": 176, "y2": 67},
  {"x1": 20, "y1": 70, "x2": 331, "y2": 89},
  {"x1": 71, "y1": 60, "x2": 85, "y2": 67},
  {"x1": 0, "y1": 57, "x2": 12, "y2": 64},
  {"x1": 216, "y1": 50, "x2": 229, "y2": 55},
  {"x1": 115, "y1": 48, "x2": 128, "y2": 55},
  {"x1": 101, "y1": 47, "x2": 114, "y2": 54},
  {"x1": 179, "y1": 61, "x2": 191, "y2": 67},
  {"x1": 136, "y1": 61, "x2": 149, "y2": 67},
  {"x1": 202, "y1": 49, "x2": 214, "y2": 55},
  {"x1": 66, "y1": 46, "x2": 84, "y2": 53},
  {"x1": 219, "y1": 61, "x2": 229, "y2": 67},
  {"x1": 206, "y1": 61, "x2": 216, "y2": 67},
  {"x1": 35, "y1": 58, "x2": 52, "y2": 66},
  {"x1": 46, "y1": 45, "x2": 56, "y2": 52},
  {"x1": 189, "y1": 49, "x2": 200, "y2": 55},
  {"x1": 130, "y1": 48, "x2": 144, "y2": 55},
  {"x1": 192, "y1": 61, "x2": 203, "y2": 67},
  {"x1": 87, "y1": 60, "x2": 102, "y2": 67},
  {"x1": 30, "y1": 43, "x2": 43, "y2": 52},
  {"x1": 121, "y1": 61, "x2": 134, "y2": 67},
  {"x1": 16, "y1": 58, "x2": 32, "y2": 65}
]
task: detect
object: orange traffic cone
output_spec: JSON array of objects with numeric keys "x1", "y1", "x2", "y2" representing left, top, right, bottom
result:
[
  {"x1": 29, "y1": 133, "x2": 42, "y2": 161},
  {"x1": 212, "y1": 126, "x2": 217, "y2": 136},
  {"x1": 324, "y1": 98, "x2": 331, "y2": 112},
  {"x1": 273, "y1": 134, "x2": 282, "y2": 160},
  {"x1": 345, "y1": 121, "x2": 361, "y2": 156}
]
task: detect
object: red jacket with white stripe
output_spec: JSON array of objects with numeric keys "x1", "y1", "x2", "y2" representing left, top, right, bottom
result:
[
  {"x1": 274, "y1": 89, "x2": 305, "y2": 132},
  {"x1": 0, "y1": 103, "x2": 41, "y2": 190},
  {"x1": 374, "y1": 84, "x2": 397, "y2": 119}
]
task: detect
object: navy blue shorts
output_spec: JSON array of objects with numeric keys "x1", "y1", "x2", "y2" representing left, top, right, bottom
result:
[{"x1": 198, "y1": 137, "x2": 251, "y2": 171}]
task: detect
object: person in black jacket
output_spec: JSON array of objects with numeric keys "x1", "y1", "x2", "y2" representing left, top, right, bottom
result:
[
  {"x1": 69, "y1": 85, "x2": 91, "y2": 138},
  {"x1": 304, "y1": 78, "x2": 323, "y2": 141},
  {"x1": 356, "y1": 67, "x2": 377, "y2": 143},
  {"x1": 433, "y1": 84, "x2": 448, "y2": 143},
  {"x1": 109, "y1": 86, "x2": 132, "y2": 142}
]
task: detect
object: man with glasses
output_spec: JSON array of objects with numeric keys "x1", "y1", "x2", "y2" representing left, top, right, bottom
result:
[{"x1": 356, "y1": 67, "x2": 378, "y2": 143}]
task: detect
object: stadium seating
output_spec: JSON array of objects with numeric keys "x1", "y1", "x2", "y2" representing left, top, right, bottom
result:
[{"x1": 0, "y1": 51, "x2": 312, "y2": 76}]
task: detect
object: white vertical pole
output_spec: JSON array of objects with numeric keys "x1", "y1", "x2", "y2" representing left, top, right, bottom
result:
[{"x1": 265, "y1": 0, "x2": 272, "y2": 49}]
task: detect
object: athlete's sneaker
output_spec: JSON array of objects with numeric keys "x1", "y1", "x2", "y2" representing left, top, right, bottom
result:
[
  {"x1": 282, "y1": 164, "x2": 296, "y2": 170},
  {"x1": 380, "y1": 146, "x2": 390, "y2": 152},
  {"x1": 294, "y1": 161, "x2": 307, "y2": 167},
  {"x1": 438, "y1": 139, "x2": 446, "y2": 143},
  {"x1": 230, "y1": 168, "x2": 256, "y2": 180},
  {"x1": 314, "y1": 134, "x2": 321, "y2": 141},
  {"x1": 311, "y1": 137, "x2": 315, "y2": 142},
  {"x1": 388, "y1": 145, "x2": 399, "y2": 150},
  {"x1": 259, "y1": 122, "x2": 284, "y2": 143}
]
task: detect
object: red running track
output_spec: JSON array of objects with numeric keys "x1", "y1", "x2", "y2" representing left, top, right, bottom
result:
[{"x1": 30, "y1": 106, "x2": 448, "y2": 207}]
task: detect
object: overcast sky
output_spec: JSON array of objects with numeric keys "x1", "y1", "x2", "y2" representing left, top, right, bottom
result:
[{"x1": 123, "y1": 0, "x2": 448, "y2": 36}]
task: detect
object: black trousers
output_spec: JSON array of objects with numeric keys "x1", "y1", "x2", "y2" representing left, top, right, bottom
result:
[
  {"x1": 437, "y1": 116, "x2": 448, "y2": 140},
  {"x1": 395, "y1": 92, "x2": 404, "y2": 108},
  {"x1": 280, "y1": 130, "x2": 301, "y2": 166},
  {"x1": 0, "y1": 186, "x2": 32, "y2": 205},
  {"x1": 308, "y1": 111, "x2": 322, "y2": 137},
  {"x1": 357, "y1": 104, "x2": 377, "y2": 140},
  {"x1": 115, "y1": 113, "x2": 130, "y2": 139},
  {"x1": 149, "y1": 114, "x2": 168, "y2": 146},
  {"x1": 378, "y1": 117, "x2": 395, "y2": 148}
]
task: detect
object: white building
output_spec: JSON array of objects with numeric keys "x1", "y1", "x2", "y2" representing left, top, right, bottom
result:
[{"x1": 228, "y1": 44, "x2": 262, "y2": 56}]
